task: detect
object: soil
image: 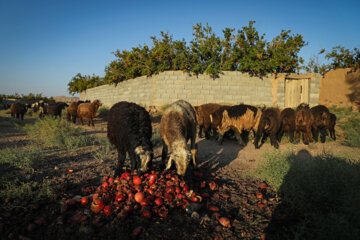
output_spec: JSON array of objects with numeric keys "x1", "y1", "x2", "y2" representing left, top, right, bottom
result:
[{"x1": 0, "y1": 112, "x2": 358, "y2": 240}]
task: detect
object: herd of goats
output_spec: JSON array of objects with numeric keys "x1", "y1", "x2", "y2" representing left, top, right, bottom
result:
[{"x1": 5, "y1": 99, "x2": 336, "y2": 176}]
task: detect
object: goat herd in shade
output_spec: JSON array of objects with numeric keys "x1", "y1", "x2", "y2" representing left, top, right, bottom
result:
[{"x1": 7, "y1": 98, "x2": 337, "y2": 177}]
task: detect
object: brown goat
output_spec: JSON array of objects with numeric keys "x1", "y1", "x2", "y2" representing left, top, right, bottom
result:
[
  {"x1": 328, "y1": 112, "x2": 337, "y2": 140},
  {"x1": 217, "y1": 104, "x2": 262, "y2": 146},
  {"x1": 310, "y1": 105, "x2": 331, "y2": 143},
  {"x1": 209, "y1": 105, "x2": 232, "y2": 138},
  {"x1": 277, "y1": 108, "x2": 296, "y2": 143},
  {"x1": 195, "y1": 103, "x2": 225, "y2": 139},
  {"x1": 160, "y1": 100, "x2": 198, "y2": 176},
  {"x1": 10, "y1": 103, "x2": 27, "y2": 120},
  {"x1": 77, "y1": 100, "x2": 102, "y2": 126},
  {"x1": 254, "y1": 107, "x2": 281, "y2": 149},
  {"x1": 295, "y1": 103, "x2": 314, "y2": 144},
  {"x1": 67, "y1": 101, "x2": 85, "y2": 123}
]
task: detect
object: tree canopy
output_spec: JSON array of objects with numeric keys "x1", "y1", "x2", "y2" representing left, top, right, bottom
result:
[{"x1": 68, "y1": 21, "x2": 359, "y2": 94}]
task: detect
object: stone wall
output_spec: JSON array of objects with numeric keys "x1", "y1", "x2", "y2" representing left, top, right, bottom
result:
[{"x1": 80, "y1": 71, "x2": 320, "y2": 108}]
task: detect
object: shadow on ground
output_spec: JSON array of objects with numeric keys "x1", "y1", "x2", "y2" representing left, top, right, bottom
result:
[{"x1": 265, "y1": 149, "x2": 360, "y2": 239}]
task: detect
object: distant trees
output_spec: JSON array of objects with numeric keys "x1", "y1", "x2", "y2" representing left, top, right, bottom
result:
[
  {"x1": 305, "y1": 46, "x2": 360, "y2": 74},
  {"x1": 0, "y1": 93, "x2": 52, "y2": 101},
  {"x1": 67, "y1": 73, "x2": 105, "y2": 95}
]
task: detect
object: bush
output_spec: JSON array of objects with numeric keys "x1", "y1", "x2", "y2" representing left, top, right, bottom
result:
[
  {"x1": 22, "y1": 117, "x2": 94, "y2": 150},
  {"x1": 0, "y1": 144, "x2": 44, "y2": 170},
  {"x1": 97, "y1": 106, "x2": 109, "y2": 121}
]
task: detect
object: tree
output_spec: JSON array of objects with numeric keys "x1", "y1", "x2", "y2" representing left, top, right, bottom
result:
[
  {"x1": 233, "y1": 21, "x2": 268, "y2": 75},
  {"x1": 68, "y1": 73, "x2": 104, "y2": 95},
  {"x1": 72, "y1": 21, "x2": 309, "y2": 93},
  {"x1": 267, "y1": 30, "x2": 307, "y2": 74},
  {"x1": 190, "y1": 23, "x2": 222, "y2": 77},
  {"x1": 325, "y1": 46, "x2": 360, "y2": 70}
]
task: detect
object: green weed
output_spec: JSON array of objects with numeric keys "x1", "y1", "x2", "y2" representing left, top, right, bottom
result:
[
  {"x1": 0, "y1": 179, "x2": 56, "y2": 208},
  {"x1": 91, "y1": 136, "x2": 113, "y2": 164},
  {"x1": 328, "y1": 106, "x2": 360, "y2": 147},
  {"x1": 0, "y1": 144, "x2": 44, "y2": 170},
  {"x1": 22, "y1": 117, "x2": 94, "y2": 150},
  {"x1": 341, "y1": 116, "x2": 360, "y2": 147}
]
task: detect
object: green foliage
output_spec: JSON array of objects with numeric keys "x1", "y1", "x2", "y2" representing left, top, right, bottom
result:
[
  {"x1": 97, "y1": 106, "x2": 109, "y2": 120},
  {"x1": 306, "y1": 46, "x2": 360, "y2": 74},
  {"x1": 325, "y1": 46, "x2": 360, "y2": 70},
  {"x1": 328, "y1": 106, "x2": 360, "y2": 147},
  {"x1": 0, "y1": 144, "x2": 44, "y2": 170},
  {"x1": 67, "y1": 73, "x2": 105, "y2": 95},
  {"x1": 0, "y1": 179, "x2": 55, "y2": 207},
  {"x1": 69, "y1": 21, "x2": 308, "y2": 93},
  {"x1": 341, "y1": 115, "x2": 360, "y2": 147},
  {"x1": 22, "y1": 117, "x2": 94, "y2": 150},
  {"x1": 234, "y1": 21, "x2": 269, "y2": 75},
  {"x1": 247, "y1": 150, "x2": 291, "y2": 189}
]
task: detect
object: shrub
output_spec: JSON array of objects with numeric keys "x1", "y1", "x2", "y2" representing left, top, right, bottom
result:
[
  {"x1": 0, "y1": 144, "x2": 43, "y2": 170},
  {"x1": 22, "y1": 117, "x2": 94, "y2": 150}
]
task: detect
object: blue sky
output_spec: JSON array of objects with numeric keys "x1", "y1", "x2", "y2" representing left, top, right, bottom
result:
[{"x1": 1, "y1": 0, "x2": 359, "y2": 97}]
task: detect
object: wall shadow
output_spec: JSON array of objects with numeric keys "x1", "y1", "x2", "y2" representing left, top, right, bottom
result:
[
  {"x1": 265, "y1": 149, "x2": 360, "y2": 239},
  {"x1": 346, "y1": 68, "x2": 360, "y2": 111}
]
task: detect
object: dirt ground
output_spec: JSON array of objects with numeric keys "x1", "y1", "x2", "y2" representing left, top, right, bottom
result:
[{"x1": 1, "y1": 112, "x2": 359, "y2": 240}]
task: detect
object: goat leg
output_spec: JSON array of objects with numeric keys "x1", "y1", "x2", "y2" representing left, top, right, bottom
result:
[
  {"x1": 161, "y1": 140, "x2": 168, "y2": 170},
  {"x1": 115, "y1": 150, "x2": 126, "y2": 177}
]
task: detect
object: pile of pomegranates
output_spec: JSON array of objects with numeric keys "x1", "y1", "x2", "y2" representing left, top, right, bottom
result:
[
  {"x1": 60, "y1": 169, "x2": 273, "y2": 232},
  {"x1": 79, "y1": 170, "x2": 210, "y2": 221}
]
